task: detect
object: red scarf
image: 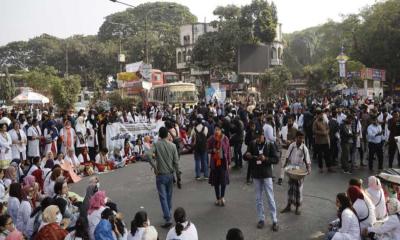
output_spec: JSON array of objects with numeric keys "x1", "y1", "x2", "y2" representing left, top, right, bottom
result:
[{"x1": 212, "y1": 134, "x2": 223, "y2": 167}]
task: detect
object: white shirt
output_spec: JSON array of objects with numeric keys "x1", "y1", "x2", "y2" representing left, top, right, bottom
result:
[
  {"x1": 337, "y1": 113, "x2": 347, "y2": 125},
  {"x1": 367, "y1": 188, "x2": 387, "y2": 220},
  {"x1": 263, "y1": 123, "x2": 276, "y2": 143},
  {"x1": 27, "y1": 126, "x2": 41, "y2": 157},
  {"x1": 65, "y1": 154, "x2": 81, "y2": 166},
  {"x1": 286, "y1": 142, "x2": 311, "y2": 167},
  {"x1": 0, "y1": 179, "x2": 7, "y2": 203},
  {"x1": 127, "y1": 228, "x2": 145, "y2": 240},
  {"x1": 367, "y1": 124, "x2": 383, "y2": 144},
  {"x1": 368, "y1": 214, "x2": 400, "y2": 240},
  {"x1": 88, "y1": 206, "x2": 107, "y2": 240},
  {"x1": 0, "y1": 132, "x2": 12, "y2": 162},
  {"x1": 353, "y1": 198, "x2": 376, "y2": 230},
  {"x1": 332, "y1": 208, "x2": 361, "y2": 240},
  {"x1": 26, "y1": 164, "x2": 39, "y2": 176},
  {"x1": 7, "y1": 196, "x2": 20, "y2": 223},
  {"x1": 16, "y1": 200, "x2": 32, "y2": 236},
  {"x1": 166, "y1": 221, "x2": 198, "y2": 240},
  {"x1": 8, "y1": 129, "x2": 27, "y2": 160}
]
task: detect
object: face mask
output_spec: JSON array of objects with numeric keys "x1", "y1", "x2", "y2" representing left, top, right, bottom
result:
[
  {"x1": 96, "y1": 182, "x2": 100, "y2": 189},
  {"x1": 56, "y1": 213, "x2": 63, "y2": 224},
  {"x1": 91, "y1": 115, "x2": 95, "y2": 120}
]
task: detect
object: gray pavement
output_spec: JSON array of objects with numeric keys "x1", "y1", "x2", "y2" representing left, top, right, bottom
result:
[{"x1": 70, "y1": 153, "x2": 379, "y2": 240}]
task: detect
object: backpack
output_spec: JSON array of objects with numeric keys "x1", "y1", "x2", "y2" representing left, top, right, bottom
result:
[{"x1": 194, "y1": 125, "x2": 207, "y2": 153}]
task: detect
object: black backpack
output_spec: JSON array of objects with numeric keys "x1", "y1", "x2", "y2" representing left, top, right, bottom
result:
[{"x1": 194, "y1": 125, "x2": 207, "y2": 153}]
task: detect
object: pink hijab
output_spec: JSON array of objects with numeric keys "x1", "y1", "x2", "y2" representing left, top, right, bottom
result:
[
  {"x1": 88, "y1": 191, "x2": 106, "y2": 215},
  {"x1": 23, "y1": 175, "x2": 36, "y2": 188},
  {"x1": 5, "y1": 230, "x2": 24, "y2": 240}
]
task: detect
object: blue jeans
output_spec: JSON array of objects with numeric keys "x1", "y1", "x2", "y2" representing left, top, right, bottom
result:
[
  {"x1": 254, "y1": 178, "x2": 277, "y2": 223},
  {"x1": 194, "y1": 152, "x2": 208, "y2": 178},
  {"x1": 156, "y1": 174, "x2": 173, "y2": 222}
]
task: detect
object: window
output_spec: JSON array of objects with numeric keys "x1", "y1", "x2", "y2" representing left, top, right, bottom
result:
[
  {"x1": 367, "y1": 80, "x2": 374, "y2": 88},
  {"x1": 183, "y1": 51, "x2": 186, "y2": 63},
  {"x1": 183, "y1": 35, "x2": 190, "y2": 45},
  {"x1": 271, "y1": 47, "x2": 277, "y2": 59},
  {"x1": 177, "y1": 52, "x2": 182, "y2": 63},
  {"x1": 278, "y1": 48, "x2": 282, "y2": 59}
]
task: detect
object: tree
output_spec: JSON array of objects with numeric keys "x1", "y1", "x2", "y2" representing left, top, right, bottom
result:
[
  {"x1": 51, "y1": 75, "x2": 81, "y2": 110},
  {"x1": 20, "y1": 66, "x2": 61, "y2": 95},
  {"x1": 98, "y1": 2, "x2": 197, "y2": 71},
  {"x1": 260, "y1": 65, "x2": 292, "y2": 97},
  {"x1": 0, "y1": 67, "x2": 15, "y2": 103}
]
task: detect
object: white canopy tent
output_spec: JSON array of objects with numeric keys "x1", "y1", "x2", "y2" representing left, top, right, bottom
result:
[{"x1": 12, "y1": 91, "x2": 50, "y2": 104}]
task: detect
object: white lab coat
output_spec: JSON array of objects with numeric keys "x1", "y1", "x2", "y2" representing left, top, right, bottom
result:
[
  {"x1": 353, "y1": 198, "x2": 376, "y2": 230},
  {"x1": 0, "y1": 132, "x2": 12, "y2": 162},
  {"x1": 368, "y1": 214, "x2": 400, "y2": 240},
  {"x1": 16, "y1": 200, "x2": 32, "y2": 236},
  {"x1": 332, "y1": 209, "x2": 361, "y2": 240},
  {"x1": 27, "y1": 126, "x2": 41, "y2": 157},
  {"x1": 166, "y1": 221, "x2": 198, "y2": 240},
  {"x1": 43, "y1": 128, "x2": 58, "y2": 155},
  {"x1": 367, "y1": 188, "x2": 387, "y2": 220},
  {"x1": 8, "y1": 129, "x2": 27, "y2": 161},
  {"x1": 86, "y1": 121, "x2": 97, "y2": 148},
  {"x1": 60, "y1": 127, "x2": 76, "y2": 153}
]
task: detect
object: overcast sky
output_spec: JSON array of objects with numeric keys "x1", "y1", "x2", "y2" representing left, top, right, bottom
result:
[{"x1": 0, "y1": 0, "x2": 377, "y2": 46}]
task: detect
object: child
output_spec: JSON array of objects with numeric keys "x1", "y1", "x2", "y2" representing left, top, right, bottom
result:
[
  {"x1": 122, "y1": 140, "x2": 135, "y2": 164},
  {"x1": 133, "y1": 138, "x2": 144, "y2": 161}
]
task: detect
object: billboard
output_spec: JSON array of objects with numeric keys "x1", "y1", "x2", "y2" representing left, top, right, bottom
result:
[
  {"x1": 238, "y1": 44, "x2": 270, "y2": 75},
  {"x1": 361, "y1": 68, "x2": 386, "y2": 81}
]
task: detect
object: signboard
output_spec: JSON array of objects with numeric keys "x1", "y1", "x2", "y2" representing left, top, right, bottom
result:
[
  {"x1": 117, "y1": 72, "x2": 139, "y2": 81},
  {"x1": 338, "y1": 60, "x2": 346, "y2": 78},
  {"x1": 361, "y1": 68, "x2": 386, "y2": 81},
  {"x1": 126, "y1": 61, "x2": 143, "y2": 72},
  {"x1": 118, "y1": 54, "x2": 125, "y2": 63},
  {"x1": 140, "y1": 64, "x2": 152, "y2": 81},
  {"x1": 206, "y1": 84, "x2": 226, "y2": 103},
  {"x1": 106, "y1": 122, "x2": 159, "y2": 151}
]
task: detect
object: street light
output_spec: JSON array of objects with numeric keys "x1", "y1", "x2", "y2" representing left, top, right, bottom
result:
[{"x1": 109, "y1": 0, "x2": 135, "y2": 8}]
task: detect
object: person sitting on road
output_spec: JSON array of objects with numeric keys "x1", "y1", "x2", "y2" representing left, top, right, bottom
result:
[
  {"x1": 122, "y1": 140, "x2": 135, "y2": 164},
  {"x1": 133, "y1": 138, "x2": 144, "y2": 161},
  {"x1": 166, "y1": 207, "x2": 198, "y2": 240},
  {"x1": 95, "y1": 148, "x2": 112, "y2": 172},
  {"x1": 128, "y1": 211, "x2": 155, "y2": 240},
  {"x1": 326, "y1": 193, "x2": 361, "y2": 240},
  {"x1": 366, "y1": 176, "x2": 387, "y2": 220},
  {"x1": 347, "y1": 186, "x2": 376, "y2": 230},
  {"x1": 363, "y1": 198, "x2": 400, "y2": 239},
  {"x1": 109, "y1": 147, "x2": 126, "y2": 169}
]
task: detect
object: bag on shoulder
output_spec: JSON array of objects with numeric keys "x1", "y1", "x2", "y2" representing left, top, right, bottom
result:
[{"x1": 194, "y1": 126, "x2": 207, "y2": 153}]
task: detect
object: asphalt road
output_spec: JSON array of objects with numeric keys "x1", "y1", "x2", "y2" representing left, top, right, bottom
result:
[{"x1": 70, "y1": 152, "x2": 378, "y2": 240}]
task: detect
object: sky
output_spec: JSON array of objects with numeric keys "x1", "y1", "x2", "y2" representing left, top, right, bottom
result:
[{"x1": 0, "y1": 0, "x2": 377, "y2": 46}]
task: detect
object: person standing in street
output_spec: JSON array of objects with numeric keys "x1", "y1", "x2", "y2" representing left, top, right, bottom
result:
[
  {"x1": 231, "y1": 116, "x2": 244, "y2": 169},
  {"x1": 27, "y1": 118, "x2": 41, "y2": 163},
  {"x1": 191, "y1": 115, "x2": 208, "y2": 181},
  {"x1": 245, "y1": 130, "x2": 279, "y2": 231},
  {"x1": 281, "y1": 131, "x2": 311, "y2": 215},
  {"x1": 367, "y1": 115, "x2": 384, "y2": 171},
  {"x1": 387, "y1": 110, "x2": 400, "y2": 168},
  {"x1": 244, "y1": 121, "x2": 257, "y2": 184},
  {"x1": 208, "y1": 126, "x2": 231, "y2": 207},
  {"x1": 146, "y1": 127, "x2": 181, "y2": 228},
  {"x1": 312, "y1": 108, "x2": 333, "y2": 173},
  {"x1": 278, "y1": 116, "x2": 298, "y2": 185}
]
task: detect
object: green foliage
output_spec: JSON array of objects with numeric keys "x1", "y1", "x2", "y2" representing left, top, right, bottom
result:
[
  {"x1": 192, "y1": 0, "x2": 277, "y2": 72},
  {"x1": 20, "y1": 66, "x2": 61, "y2": 95},
  {"x1": 260, "y1": 65, "x2": 292, "y2": 97},
  {"x1": 99, "y1": 2, "x2": 197, "y2": 71},
  {"x1": 0, "y1": 67, "x2": 16, "y2": 103},
  {"x1": 51, "y1": 75, "x2": 81, "y2": 111},
  {"x1": 107, "y1": 91, "x2": 137, "y2": 110}
]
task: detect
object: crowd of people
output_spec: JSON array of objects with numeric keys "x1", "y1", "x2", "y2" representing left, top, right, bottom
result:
[{"x1": 0, "y1": 93, "x2": 399, "y2": 239}]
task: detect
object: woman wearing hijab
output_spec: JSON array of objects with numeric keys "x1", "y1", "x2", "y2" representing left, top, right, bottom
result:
[
  {"x1": 88, "y1": 191, "x2": 107, "y2": 240},
  {"x1": 366, "y1": 176, "x2": 387, "y2": 220},
  {"x1": 166, "y1": 207, "x2": 198, "y2": 240},
  {"x1": 0, "y1": 123, "x2": 12, "y2": 170},
  {"x1": 34, "y1": 205, "x2": 68, "y2": 240},
  {"x1": 75, "y1": 115, "x2": 88, "y2": 156},
  {"x1": 43, "y1": 120, "x2": 59, "y2": 156},
  {"x1": 208, "y1": 126, "x2": 231, "y2": 206},
  {"x1": 347, "y1": 186, "x2": 376, "y2": 230},
  {"x1": 81, "y1": 177, "x2": 99, "y2": 217},
  {"x1": 25, "y1": 197, "x2": 54, "y2": 239},
  {"x1": 53, "y1": 181, "x2": 79, "y2": 228},
  {"x1": 3, "y1": 166, "x2": 17, "y2": 190},
  {"x1": 15, "y1": 185, "x2": 33, "y2": 236},
  {"x1": 326, "y1": 193, "x2": 361, "y2": 240},
  {"x1": 363, "y1": 198, "x2": 400, "y2": 239},
  {"x1": 94, "y1": 208, "x2": 116, "y2": 240}
]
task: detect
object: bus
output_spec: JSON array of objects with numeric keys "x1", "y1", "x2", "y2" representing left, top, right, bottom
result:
[
  {"x1": 149, "y1": 82, "x2": 198, "y2": 108},
  {"x1": 163, "y1": 72, "x2": 179, "y2": 84}
]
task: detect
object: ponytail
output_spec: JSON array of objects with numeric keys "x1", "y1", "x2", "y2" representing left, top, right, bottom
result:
[{"x1": 173, "y1": 207, "x2": 187, "y2": 236}]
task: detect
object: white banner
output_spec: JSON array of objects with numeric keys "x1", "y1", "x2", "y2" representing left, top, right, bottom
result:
[{"x1": 106, "y1": 122, "x2": 159, "y2": 151}]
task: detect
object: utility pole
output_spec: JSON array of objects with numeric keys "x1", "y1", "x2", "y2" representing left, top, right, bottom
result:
[{"x1": 65, "y1": 40, "x2": 69, "y2": 79}]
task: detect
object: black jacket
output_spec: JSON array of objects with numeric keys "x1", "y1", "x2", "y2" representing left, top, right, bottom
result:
[{"x1": 246, "y1": 140, "x2": 279, "y2": 179}]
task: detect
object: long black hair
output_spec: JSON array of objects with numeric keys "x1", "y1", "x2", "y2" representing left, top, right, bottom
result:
[
  {"x1": 174, "y1": 207, "x2": 187, "y2": 236},
  {"x1": 336, "y1": 193, "x2": 358, "y2": 227},
  {"x1": 130, "y1": 211, "x2": 148, "y2": 236}
]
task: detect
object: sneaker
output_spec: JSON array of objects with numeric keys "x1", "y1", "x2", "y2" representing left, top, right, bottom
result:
[
  {"x1": 161, "y1": 222, "x2": 173, "y2": 229},
  {"x1": 280, "y1": 206, "x2": 291, "y2": 213},
  {"x1": 195, "y1": 177, "x2": 201, "y2": 181},
  {"x1": 257, "y1": 220, "x2": 265, "y2": 229},
  {"x1": 203, "y1": 177, "x2": 208, "y2": 181},
  {"x1": 272, "y1": 222, "x2": 279, "y2": 232}
]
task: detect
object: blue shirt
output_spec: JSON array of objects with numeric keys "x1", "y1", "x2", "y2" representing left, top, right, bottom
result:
[{"x1": 367, "y1": 124, "x2": 383, "y2": 144}]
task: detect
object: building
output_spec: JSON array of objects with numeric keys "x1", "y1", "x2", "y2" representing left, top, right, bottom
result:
[
  {"x1": 287, "y1": 78, "x2": 308, "y2": 96},
  {"x1": 175, "y1": 23, "x2": 217, "y2": 82},
  {"x1": 270, "y1": 23, "x2": 284, "y2": 66}
]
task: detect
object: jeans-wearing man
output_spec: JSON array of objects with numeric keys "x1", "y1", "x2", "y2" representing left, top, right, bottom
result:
[
  {"x1": 191, "y1": 117, "x2": 209, "y2": 180},
  {"x1": 146, "y1": 127, "x2": 180, "y2": 228},
  {"x1": 245, "y1": 130, "x2": 279, "y2": 231},
  {"x1": 367, "y1": 116, "x2": 384, "y2": 170}
]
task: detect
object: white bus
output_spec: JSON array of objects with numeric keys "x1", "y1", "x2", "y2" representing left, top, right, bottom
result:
[{"x1": 149, "y1": 82, "x2": 198, "y2": 108}]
